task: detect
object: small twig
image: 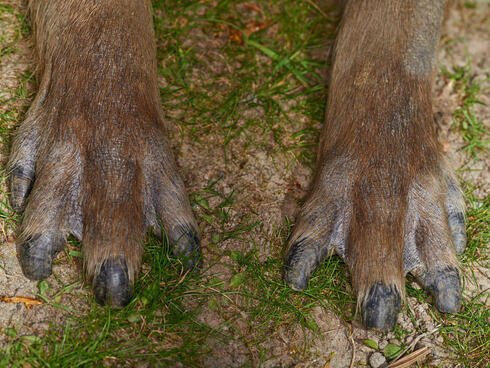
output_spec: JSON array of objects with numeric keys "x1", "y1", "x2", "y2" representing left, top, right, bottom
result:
[
  {"x1": 348, "y1": 325, "x2": 356, "y2": 368},
  {"x1": 389, "y1": 327, "x2": 439, "y2": 365},
  {"x1": 304, "y1": 0, "x2": 329, "y2": 18},
  {"x1": 388, "y1": 347, "x2": 431, "y2": 368}
]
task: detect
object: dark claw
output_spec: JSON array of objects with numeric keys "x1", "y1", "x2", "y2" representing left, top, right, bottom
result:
[
  {"x1": 446, "y1": 176, "x2": 466, "y2": 254},
  {"x1": 284, "y1": 240, "x2": 311, "y2": 291},
  {"x1": 284, "y1": 238, "x2": 328, "y2": 291},
  {"x1": 284, "y1": 271, "x2": 308, "y2": 291},
  {"x1": 169, "y1": 224, "x2": 201, "y2": 271},
  {"x1": 361, "y1": 282, "x2": 401, "y2": 331},
  {"x1": 420, "y1": 267, "x2": 461, "y2": 313},
  {"x1": 93, "y1": 257, "x2": 132, "y2": 308},
  {"x1": 9, "y1": 165, "x2": 35, "y2": 212},
  {"x1": 284, "y1": 245, "x2": 309, "y2": 291},
  {"x1": 18, "y1": 232, "x2": 65, "y2": 280},
  {"x1": 448, "y1": 212, "x2": 466, "y2": 254}
]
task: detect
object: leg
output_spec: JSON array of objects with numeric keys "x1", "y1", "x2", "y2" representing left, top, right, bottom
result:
[
  {"x1": 9, "y1": 0, "x2": 200, "y2": 307},
  {"x1": 284, "y1": 0, "x2": 465, "y2": 330}
]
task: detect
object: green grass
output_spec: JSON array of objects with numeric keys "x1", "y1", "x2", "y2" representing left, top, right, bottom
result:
[
  {"x1": 438, "y1": 183, "x2": 490, "y2": 367},
  {"x1": 437, "y1": 63, "x2": 490, "y2": 366},
  {"x1": 460, "y1": 182, "x2": 489, "y2": 265},
  {"x1": 0, "y1": 236, "x2": 355, "y2": 367},
  {"x1": 442, "y1": 64, "x2": 489, "y2": 157},
  {"x1": 0, "y1": 4, "x2": 29, "y2": 58},
  {"x1": 0, "y1": 0, "x2": 489, "y2": 367},
  {"x1": 154, "y1": 0, "x2": 334, "y2": 166},
  {"x1": 0, "y1": 69, "x2": 35, "y2": 152},
  {"x1": 1, "y1": 237, "x2": 218, "y2": 367}
]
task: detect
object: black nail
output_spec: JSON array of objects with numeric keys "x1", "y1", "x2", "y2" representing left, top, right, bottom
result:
[
  {"x1": 422, "y1": 267, "x2": 461, "y2": 313},
  {"x1": 18, "y1": 232, "x2": 65, "y2": 280},
  {"x1": 362, "y1": 282, "x2": 401, "y2": 331},
  {"x1": 170, "y1": 225, "x2": 201, "y2": 271},
  {"x1": 93, "y1": 257, "x2": 132, "y2": 308}
]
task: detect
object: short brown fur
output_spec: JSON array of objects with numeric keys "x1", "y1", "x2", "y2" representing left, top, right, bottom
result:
[
  {"x1": 9, "y1": 0, "x2": 198, "y2": 289},
  {"x1": 285, "y1": 0, "x2": 464, "y2": 328}
]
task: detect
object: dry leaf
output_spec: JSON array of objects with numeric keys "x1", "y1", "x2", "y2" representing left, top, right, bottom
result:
[
  {"x1": 0, "y1": 296, "x2": 43, "y2": 308},
  {"x1": 244, "y1": 20, "x2": 269, "y2": 36},
  {"x1": 228, "y1": 28, "x2": 243, "y2": 44}
]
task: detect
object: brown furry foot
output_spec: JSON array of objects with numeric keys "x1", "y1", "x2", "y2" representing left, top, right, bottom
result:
[
  {"x1": 9, "y1": 121, "x2": 200, "y2": 308},
  {"x1": 8, "y1": 90, "x2": 200, "y2": 309},
  {"x1": 284, "y1": 165, "x2": 466, "y2": 331},
  {"x1": 8, "y1": 0, "x2": 201, "y2": 309},
  {"x1": 283, "y1": 0, "x2": 466, "y2": 330}
]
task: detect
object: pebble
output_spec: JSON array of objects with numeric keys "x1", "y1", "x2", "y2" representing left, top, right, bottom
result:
[
  {"x1": 378, "y1": 340, "x2": 388, "y2": 349},
  {"x1": 369, "y1": 352, "x2": 387, "y2": 368}
]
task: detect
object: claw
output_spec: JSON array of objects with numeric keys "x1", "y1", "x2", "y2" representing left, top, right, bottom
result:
[
  {"x1": 448, "y1": 211, "x2": 466, "y2": 255},
  {"x1": 284, "y1": 241, "x2": 310, "y2": 291},
  {"x1": 93, "y1": 257, "x2": 132, "y2": 308},
  {"x1": 18, "y1": 232, "x2": 65, "y2": 280},
  {"x1": 9, "y1": 165, "x2": 35, "y2": 212},
  {"x1": 168, "y1": 224, "x2": 201, "y2": 271},
  {"x1": 361, "y1": 282, "x2": 401, "y2": 331},
  {"x1": 284, "y1": 237, "x2": 331, "y2": 291},
  {"x1": 419, "y1": 267, "x2": 461, "y2": 313}
]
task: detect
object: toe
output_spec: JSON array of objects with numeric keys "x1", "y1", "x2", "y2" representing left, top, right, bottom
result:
[
  {"x1": 9, "y1": 165, "x2": 35, "y2": 212},
  {"x1": 361, "y1": 283, "x2": 401, "y2": 331},
  {"x1": 167, "y1": 224, "x2": 201, "y2": 271},
  {"x1": 284, "y1": 237, "x2": 330, "y2": 291},
  {"x1": 93, "y1": 257, "x2": 132, "y2": 308},
  {"x1": 448, "y1": 211, "x2": 466, "y2": 255},
  {"x1": 419, "y1": 267, "x2": 461, "y2": 313},
  {"x1": 18, "y1": 231, "x2": 65, "y2": 280},
  {"x1": 284, "y1": 192, "x2": 345, "y2": 292}
]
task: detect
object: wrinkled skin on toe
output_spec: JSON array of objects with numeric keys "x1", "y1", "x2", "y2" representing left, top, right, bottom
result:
[
  {"x1": 9, "y1": 0, "x2": 200, "y2": 308},
  {"x1": 284, "y1": 0, "x2": 466, "y2": 331}
]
